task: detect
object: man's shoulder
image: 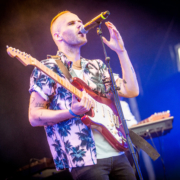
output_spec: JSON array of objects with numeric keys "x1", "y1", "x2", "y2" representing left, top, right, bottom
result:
[
  {"x1": 40, "y1": 58, "x2": 57, "y2": 65},
  {"x1": 83, "y1": 58, "x2": 105, "y2": 66}
]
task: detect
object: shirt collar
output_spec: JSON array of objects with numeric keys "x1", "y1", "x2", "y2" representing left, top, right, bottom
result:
[
  {"x1": 56, "y1": 51, "x2": 72, "y2": 70},
  {"x1": 56, "y1": 51, "x2": 89, "y2": 70}
]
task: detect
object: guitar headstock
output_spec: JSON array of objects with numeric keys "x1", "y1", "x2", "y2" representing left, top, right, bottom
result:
[
  {"x1": 149, "y1": 110, "x2": 170, "y2": 121},
  {"x1": 6, "y1": 46, "x2": 32, "y2": 66}
]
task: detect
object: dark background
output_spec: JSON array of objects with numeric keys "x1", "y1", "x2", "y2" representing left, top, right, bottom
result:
[{"x1": 1, "y1": 0, "x2": 180, "y2": 179}]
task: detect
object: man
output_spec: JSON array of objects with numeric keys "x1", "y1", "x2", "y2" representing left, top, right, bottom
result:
[
  {"x1": 29, "y1": 11, "x2": 139, "y2": 180},
  {"x1": 120, "y1": 100, "x2": 138, "y2": 128}
]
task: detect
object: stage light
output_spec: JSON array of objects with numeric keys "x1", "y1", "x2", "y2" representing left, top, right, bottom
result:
[{"x1": 175, "y1": 43, "x2": 180, "y2": 72}]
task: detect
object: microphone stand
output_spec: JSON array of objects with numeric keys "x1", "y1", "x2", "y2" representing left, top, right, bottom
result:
[{"x1": 97, "y1": 23, "x2": 143, "y2": 180}]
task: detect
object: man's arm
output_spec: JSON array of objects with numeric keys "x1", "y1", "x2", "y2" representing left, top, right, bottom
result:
[
  {"x1": 29, "y1": 91, "x2": 93, "y2": 127},
  {"x1": 115, "y1": 50, "x2": 139, "y2": 98},
  {"x1": 102, "y1": 21, "x2": 139, "y2": 98}
]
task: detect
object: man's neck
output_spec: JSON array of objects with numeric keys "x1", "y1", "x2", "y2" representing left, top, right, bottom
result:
[{"x1": 58, "y1": 45, "x2": 82, "y2": 69}]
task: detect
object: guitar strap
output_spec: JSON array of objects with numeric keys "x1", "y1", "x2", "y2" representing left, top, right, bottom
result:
[
  {"x1": 49, "y1": 55, "x2": 160, "y2": 161},
  {"x1": 48, "y1": 55, "x2": 73, "y2": 82}
]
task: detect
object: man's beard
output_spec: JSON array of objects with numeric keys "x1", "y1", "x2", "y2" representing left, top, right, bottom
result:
[{"x1": 62, "y1": 31, "x2": 87, "y2": 47}]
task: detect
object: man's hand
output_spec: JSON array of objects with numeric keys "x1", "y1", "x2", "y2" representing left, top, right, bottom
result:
[
  {"x1": 102, "y1": 21, "x2": 125, "y2": 53},
  {"x1": 71, "y1": 91, "x2": 93, "y2": 115}
]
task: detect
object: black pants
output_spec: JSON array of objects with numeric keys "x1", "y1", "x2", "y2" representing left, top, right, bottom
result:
[{"x1": 71, "y1": 154, "x2": 136, "y2": 180}]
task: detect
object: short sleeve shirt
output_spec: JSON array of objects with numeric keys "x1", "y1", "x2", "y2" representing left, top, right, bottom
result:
[{"x1": 29, "y1": 51, "x2": 118, "y2": 170}]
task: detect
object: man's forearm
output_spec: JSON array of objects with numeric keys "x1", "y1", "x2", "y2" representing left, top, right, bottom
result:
[
  {"x1": 117, "y1": 50, "x2": 139, "y2": 97},
  {"x1": 29, "y1": 108, "x2": 74, "y2": 127}
]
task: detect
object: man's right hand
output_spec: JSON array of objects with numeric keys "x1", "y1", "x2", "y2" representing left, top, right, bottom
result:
[{"x1": 71, "y1": 91, "x2": 93, "y2": 116}]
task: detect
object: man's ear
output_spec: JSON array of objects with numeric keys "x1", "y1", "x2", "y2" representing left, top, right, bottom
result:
[{"x1": 53, "y1": 32, "x2": 63, "y2": 41}]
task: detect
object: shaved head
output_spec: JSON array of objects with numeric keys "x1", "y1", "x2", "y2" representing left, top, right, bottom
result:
[
  {"x1": 50, "y1": 11, "x2": 87, "y2": 49},
  {"x1": 50, "y1": 11, "x2": 71, "y2": 38}
]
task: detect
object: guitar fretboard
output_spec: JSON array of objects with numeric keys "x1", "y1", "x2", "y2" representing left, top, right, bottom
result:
[{"x1": 30, "y1": 57, "x2": 82, "y2": 99}]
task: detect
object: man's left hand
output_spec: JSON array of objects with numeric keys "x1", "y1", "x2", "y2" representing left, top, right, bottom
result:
[{"x1": 102, "y1": 21, "x2": 125, "y2": 53}]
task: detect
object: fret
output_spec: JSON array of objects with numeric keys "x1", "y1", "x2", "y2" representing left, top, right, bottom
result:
[
  {"x1": 79, "y1": 91, "x2": 82, "y2": 99},
  {"x1": 64, "y1": 80, "x2": 68, "y2": 89},
  {"x1": 60, "y1": 77, "x2": 63, "y2": 85},
  {"x1": 75, "y1": 88, "x2": 79, "y2": 96},
  {"x1": 46, "y1": 67, "x2": 49, "y2": 73},
  {"x1": 31, "y1": 58, "x2": 36, "y2": 65},
  {"x1": 41, "y1": 65, "x2": 45, "y2": 72},
  {"x1": 36, "y1": 60, "x2": 40, "y2": 68},
  {"x1": 74, "y1": 87, "x2": 77, "y2": 95},
  {"x1": 53, "y1": 73, "x2": 57, "y2": 81},
  {"x1": 69, "y1": 84, "x2": 74, "y2": 93},
  {"x1": 49, "y1": 69, "x2": 51, "y2": 78},
  {"x1": 60, "y1": 78, "x2": 64, "y2": 86},
  {"x1": 57, "y1": 76, "x2": 60, "y2": 83},
  {"x1": 39, "y1": 61, "x2": 41, "y2": 69},
  {"x1": 72, "y1": 86, "x2": 75, "y2": 94},
  {"x1": 76, "y1": 89, "x2": 80, "y2": 97},
  {"x1": 67, "y1": 82, "x2": 70, "y2": 90},
  {"x1": 68, "y1": 83, "x2": 70, "y2": 90},
  {"x1": 76, "y1": 89, "x2": 81, "y2": 99}
]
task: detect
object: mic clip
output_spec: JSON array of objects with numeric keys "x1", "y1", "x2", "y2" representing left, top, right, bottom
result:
[{"x1": 80, "y1": 26, "x2": 88, "y2": 34}]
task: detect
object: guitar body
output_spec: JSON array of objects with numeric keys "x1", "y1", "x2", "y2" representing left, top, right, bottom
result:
[{"x1": 71, "y1": 77, "x2": 128, "y2": 151}]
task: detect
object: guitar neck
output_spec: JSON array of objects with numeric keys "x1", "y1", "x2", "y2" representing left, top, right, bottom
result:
[{"x1": 30, "y1": 57, "x2": 82, "y2": 99}]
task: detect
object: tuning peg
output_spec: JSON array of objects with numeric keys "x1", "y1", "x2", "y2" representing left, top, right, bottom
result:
[
  {"x1": 167, "y1": 110, "x2": 170, "y2": 113},
  {"x1": 6, "y1": 45, "x2": 9, "y2": 48}
]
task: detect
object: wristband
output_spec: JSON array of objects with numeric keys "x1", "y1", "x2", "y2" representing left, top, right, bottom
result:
[{"x1": 69, "y1": 109, "x2": 80, "y2": 117}]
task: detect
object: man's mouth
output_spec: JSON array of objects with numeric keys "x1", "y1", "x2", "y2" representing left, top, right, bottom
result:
[{"x1": 78, "y1": 31, "x2": 84, "y2": 37}]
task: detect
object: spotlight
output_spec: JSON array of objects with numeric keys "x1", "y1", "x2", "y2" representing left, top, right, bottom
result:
[{"x1": 175, "y1": 43, "x2": 180, "y2": 72}]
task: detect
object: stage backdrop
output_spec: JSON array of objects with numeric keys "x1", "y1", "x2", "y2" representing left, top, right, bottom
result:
[{"x1": 0, "y1": 0, "x2": 180, "y2": 179}]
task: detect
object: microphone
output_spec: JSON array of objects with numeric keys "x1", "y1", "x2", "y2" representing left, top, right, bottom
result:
[{"x1": 80, "y1": 11, "x2": 110, "y2": 34}]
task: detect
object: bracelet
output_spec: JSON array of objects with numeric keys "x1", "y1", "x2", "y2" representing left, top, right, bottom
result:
[{"x1": 69, "y1": 109, "x2": 80, "y2": 117}]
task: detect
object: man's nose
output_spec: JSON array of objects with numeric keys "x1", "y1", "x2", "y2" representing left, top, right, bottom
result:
[{"x1": 76, "y1": 22, "x2": 82, "y2": 29}]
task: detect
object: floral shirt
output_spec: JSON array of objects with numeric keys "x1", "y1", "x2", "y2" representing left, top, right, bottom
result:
[{"x1": 29, "y1": 51, "x2": 116, "y2": 170}]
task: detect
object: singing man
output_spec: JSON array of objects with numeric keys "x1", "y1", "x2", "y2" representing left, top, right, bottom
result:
[{"x1": 29, "y1": 11, "x2": 139, "y2": 180}]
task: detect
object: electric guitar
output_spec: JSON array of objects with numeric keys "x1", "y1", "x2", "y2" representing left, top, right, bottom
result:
[{"x1": 6, "y1": 46, "x2": 128, "y2": 151}]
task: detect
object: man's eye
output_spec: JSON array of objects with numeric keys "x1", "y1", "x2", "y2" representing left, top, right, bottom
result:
[{"x1": 68, "y1": 21, "x2": 75, "y2": 25}]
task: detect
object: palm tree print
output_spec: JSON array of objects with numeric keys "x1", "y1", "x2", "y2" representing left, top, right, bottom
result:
[
  {"x1": 74, "y1": 117, "x2": 83, "y2": 132},
  {"x1": 70, "y1": 146, "x2": 86, "y2": 167},
  {"x1": 64, "y1": 91, "x2": 72, "y2": 108},
  {"x1": 54, "y1": 157, "x2": 65, "y2": 170},
  {"x1": 32, "y1": 69, "x2": 47, "y2": 89},
  {"x1": 57, "y1": 120, "x2": 72, "y2": 140},
  {"x1": 76, "y1": 127, "x2": 96, "y2": 164},
  {"x1": 52, "y1": 139, "x2": 69, "y2": 168},
  {"x1": 64, "y1": 140, "x2": 73, "y2": 166},
  {"x1": 57, "y1": 86, "x2": 67, "y2": 99},
  {"x1": 45, "y1": 126, "x2": 55, "y2": 138},
  {"x1": 49, "y1": 97, "x2": 60, "y2": 110},
  {"x1": 56, "y1": 119, "x2": 73, "y2": 166}
]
